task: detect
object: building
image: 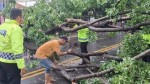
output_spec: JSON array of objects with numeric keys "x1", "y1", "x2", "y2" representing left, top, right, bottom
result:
[{"x1": 15, "y1": 0, "x2": 36, "y2": 9}]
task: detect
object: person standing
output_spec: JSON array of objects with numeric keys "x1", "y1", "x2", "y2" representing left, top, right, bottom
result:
[
  {"x1": 35, "y1": 35, "x2": 72, "y2": 84},
  {"x1": 73, "y1": 18, "x2": 90, "y2": 64},
  {"x1": 0, "y1": 8, "x2": 26, "y2": 84},
  {"x1": 78, "y1": 26, "x2": 90, "y2": 64}
]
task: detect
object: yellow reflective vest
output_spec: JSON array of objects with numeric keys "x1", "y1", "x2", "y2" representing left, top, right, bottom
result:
[
  {"x1": 0, "y1": 19, "x2": 25, "y2": 69},
  {"x1": 78, "y1": 28, "x2": 89, "y2": 42},
  {"x1": 74, "y1": 24, "x2": 89, "y2": 42}
]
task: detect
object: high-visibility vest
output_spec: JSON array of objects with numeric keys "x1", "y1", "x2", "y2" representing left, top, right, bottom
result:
[
  {"x1": 142, "y1": 34, "x2": 150, "y2": 44},
  {"x1": 78, "y1": 28, "x2": 89, "y2": 42},
  {"x1": 74, "y1": 24, "x2": 89, "y2": 42},
  {"x1": 0, "y1": 19, "x2": 25, "y2": 69}
]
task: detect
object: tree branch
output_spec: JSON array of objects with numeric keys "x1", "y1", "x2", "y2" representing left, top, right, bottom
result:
[
  {"x1": 68, "y1": 51, "x2": 107, "y2": 57},
  {"x1": 132, "y1": 49, "x2": 150, "y2": 60},
  {"x1": 72, "y1": 68, "x2": 115, "y2": 81},
  {"x1": 102, "y1": 54, "x2": 123, "y2": 61},
  {"x1": 88, "y1": 21, "x2": 150, "y2": 32},
  {"x1": 65, "y1": 64, "x2": 99, "y2": 69}
]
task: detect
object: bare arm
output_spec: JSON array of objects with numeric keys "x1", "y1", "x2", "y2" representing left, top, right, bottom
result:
[{"x1": 54, "y1": 45, "x2": 67, "y2": 56}]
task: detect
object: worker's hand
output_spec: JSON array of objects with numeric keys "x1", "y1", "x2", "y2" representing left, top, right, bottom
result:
[
  {"x1": 67, "y1": 49, "x2": 73, "y2": 54},
  {"x1": 20, "y1": 68, "x2": 27, "y2": 77}
]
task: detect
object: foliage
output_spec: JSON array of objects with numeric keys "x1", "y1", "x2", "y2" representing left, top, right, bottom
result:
[
  {"x1": 119, "y1": 33, "x2": 148, "y2": 58},
  {"x1": 26, "y1": 60, "x2": 39, "y2": 68},
  {"x1": 88, "y1": 30, "x2": 98, "y2": 42},
  {"x1": 78, "y1": 0, "x2": 150, "y2": 83},
  {"x1": 142, "y1": 26, "x2": 150, "y2": 34},
  {"x1": 23, "y1": 1, "x2": 61, "y2": 46},
  {"x1": 2, "y1": 0, "x2": 150, "y2": 83},
  {"x1": 3, "y1": 0, "x2": 16, "y2": 17},
  {"x1": 22, "y1": 0, "x2": 115, "y2": 46},
  {"x1": 110, "y1": 60, "x2": 150, "y2": 84},
  {"x1": 100, "y1": 58, "x2": 150, "y2": 84},
  {"x1": 106, "y1": 0, "x2": 150, "y2": 26},
  {"x1": 79, "y1": 78, "x2": 102, "y2": 84}
]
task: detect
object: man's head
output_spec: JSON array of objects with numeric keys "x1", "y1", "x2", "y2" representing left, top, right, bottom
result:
[
  {"x1": 10, "y1": 8, "x2": 23, "y2": 25},
  {"x1": 58, "y1": 35, "x2": 68, "y2": 45}
]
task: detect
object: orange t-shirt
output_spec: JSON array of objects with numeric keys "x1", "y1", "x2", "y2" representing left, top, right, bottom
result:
[{"x1": 35, "y1": 40, "x2": 60, "y2": 59}]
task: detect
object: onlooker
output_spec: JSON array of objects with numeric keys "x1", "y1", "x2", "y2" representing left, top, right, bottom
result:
[
  {"x1": 0, "y1": 8, "x2": 26, "y2": 84},
  {"x1": 35, "y1": 35, "x2": 72, "y2": 84}
]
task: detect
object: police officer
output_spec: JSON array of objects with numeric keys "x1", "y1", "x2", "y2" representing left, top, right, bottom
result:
[
  {"x1": 77, "y1": 18, "x2": 90, "y2": 64},
  {"x1": 0, "y1": 8, "x2": 26, "y2": 84}
]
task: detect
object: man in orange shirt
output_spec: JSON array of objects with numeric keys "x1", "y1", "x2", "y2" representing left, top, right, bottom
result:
[{"x1": 35, "y1": 35, "x2": 72, "y2": 84}]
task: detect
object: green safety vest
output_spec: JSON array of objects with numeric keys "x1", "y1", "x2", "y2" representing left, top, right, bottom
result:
[
  {"x1": 142, "y1": 34, "x2": 150, "y2": 44},
  {"x1": 0, "y1": 19, "x2": 25, "y2": 69},
  {"x1": 78, "y1": 28, "x2": 89, "y2": 42},
  {"x1": 74, "y1": 24, "x2": 89, "y2": 42}
]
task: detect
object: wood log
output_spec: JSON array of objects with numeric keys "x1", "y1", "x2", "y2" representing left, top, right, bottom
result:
[
  {"x1": 53, "y1": 65, "x2": 72, "y2": 81},
  {"x1": 86, "y1": 68, "x2": 110, "y2": 84},
  {"x1": 82, "y1": 58, "x2": 99, "y2": 68},
  {"x1": 132, "y1": 49, "x2": 150, "y2": 60},
  {"x1": 88, "y1": 21, "x2": 150, "y2": 32},
  {"x1": 65, "y1": 64, "x2": 99, "y2": 69},
  {"x1": 102, "y1": 54, "x2": 123, "y2": 61},
  {"x1": 68, "y1": 51, "x2": 107, "y2": 57},
  {"x1": 57, "y1": 20, "x2": 150, "y2": 32},
  {"x1": 72, "y1": 68, "x2": 114, "y2": 81},
  {"x1": 98, "y1": 17, "x2": 131, "y2": 26},
  {"x1": 45, "y1": 10, "x2": 149, "y2": 34},
  {"x1": 59, "y1": 16, "x2": 110, "y2": 32},
  {"x1": 45, "y1": 16, "x2": 110, "y2": 34}
]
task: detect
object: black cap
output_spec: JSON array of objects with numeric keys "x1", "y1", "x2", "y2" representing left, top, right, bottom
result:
[{"x1": 60, "y1": 35, "x2": 68, "y2": 42}]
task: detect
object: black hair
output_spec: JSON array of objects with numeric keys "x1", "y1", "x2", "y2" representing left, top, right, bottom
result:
[{"x1": 10, "y1": 8, "x2": 22, "y2": 20}]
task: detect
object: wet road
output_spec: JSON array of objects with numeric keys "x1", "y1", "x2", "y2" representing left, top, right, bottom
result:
[{"x1": 21, "y1": 32, "x2": 124, "y2": 84}]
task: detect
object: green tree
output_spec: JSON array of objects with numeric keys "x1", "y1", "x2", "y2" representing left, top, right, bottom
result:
[
  {"x1": 3, "y1": 0, "x2": 16, "y2": 17},
  {"x1": 23, "y1": 0, "x2": 114, "y2": 46},
  {"x1": 3, "y1": 0, "x2": 149, "y2": 82}
]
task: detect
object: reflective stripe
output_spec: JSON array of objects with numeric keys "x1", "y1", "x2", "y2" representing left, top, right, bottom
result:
[
  {"x1": 0, "y1": 52, "x2": 15, "y2": 60},
  {"x1": 0, "y1": 58, "x2": 16, "y2": 63},
  {"x1": 0, "y1": 52, "x2": 25, "y2": 69},
  {"x1": 0, "y1": 52, "x2": 23, "y2": 60},
  {"x1": 78, "y1": 28, "x2": 89, "y2": 42},
  {"x1": 78, "y1": 38, "x2": 88, "y2": 42},
  {"x1": 0, "y1": 30, "x2": 6, "y2": 37}
]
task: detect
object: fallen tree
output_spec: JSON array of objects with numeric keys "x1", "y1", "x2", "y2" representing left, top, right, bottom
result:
[{"x1": 51, "y1": 48, "x2": 150, "y2": 82}]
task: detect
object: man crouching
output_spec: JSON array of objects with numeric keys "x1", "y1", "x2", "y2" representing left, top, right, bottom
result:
[{"x1": 35, "y1": 35, "x2": 72, "y2": 84}]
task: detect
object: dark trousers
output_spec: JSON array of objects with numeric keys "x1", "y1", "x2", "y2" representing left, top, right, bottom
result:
[
  {"x1": 80, "y1": 42, "x2": 90, "y2": 64},
  {"x1": 0, "y1": 62, "x2": 21, "y2": 84}
]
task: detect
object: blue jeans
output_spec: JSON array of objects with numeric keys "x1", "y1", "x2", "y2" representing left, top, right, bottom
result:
[{"x1": 39, "y1": 58, "x2": 53, "y2": 73}]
